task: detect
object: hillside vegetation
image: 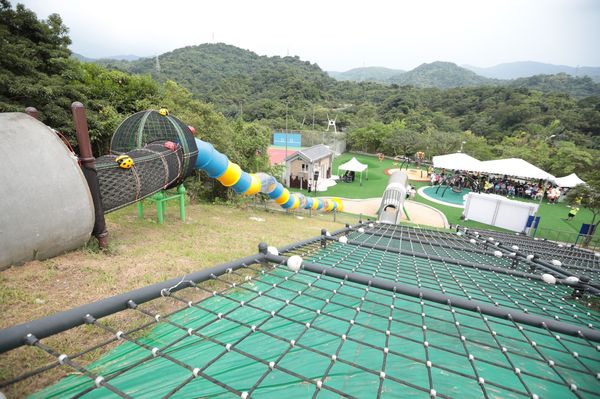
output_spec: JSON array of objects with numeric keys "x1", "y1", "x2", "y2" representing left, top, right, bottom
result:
[
  {"x1": 1, "y1": 1, "x2": 599, "y2": 188},
  {"x1": 328, "y1": 67, "x2": 404, "y2": 82},
  {"x1": 464, "y1": 61, "x2": 600, "y2": 82},
  {"x1": 387, "y1": 61, "x2": 493, "y2": 88},
  {"x1": 329, "y1": 61, "x2": 600, "y2": 98}
]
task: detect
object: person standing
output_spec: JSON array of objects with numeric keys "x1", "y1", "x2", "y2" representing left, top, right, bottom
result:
[{"x1": 567, "y1": 206, "x2": 579, "y2": 221}]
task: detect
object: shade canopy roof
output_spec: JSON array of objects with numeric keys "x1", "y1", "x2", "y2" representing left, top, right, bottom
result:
[
  {"x1": 478, "y1": 158, "x2": 555, "y2": 181},
  {"x1": 553, "y1": 173, "x2": 586, "y2": 188},
  {"x1": 432, "y1": 153, "x2": 482, "y2": 171},
  {"x1": 338, "y1": 157, "x2": 368, "y2": 172}
]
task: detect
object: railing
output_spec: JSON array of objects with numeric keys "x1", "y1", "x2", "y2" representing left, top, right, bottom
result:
[{"x1": 533, "y1": 226, "x2": 600, "y2": 250}]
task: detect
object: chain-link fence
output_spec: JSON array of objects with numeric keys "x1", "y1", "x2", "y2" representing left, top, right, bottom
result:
[{"x1": 271, "y1": 130, "x2": 346, "y2": 155}]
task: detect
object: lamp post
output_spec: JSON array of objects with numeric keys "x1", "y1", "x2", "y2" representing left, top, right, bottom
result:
[{"x1": 459, "y1": 141, "x2": 466, "y2": 153}]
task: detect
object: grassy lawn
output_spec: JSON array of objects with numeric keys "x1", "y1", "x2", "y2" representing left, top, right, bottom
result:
[
  {"x1": 412, "y1": 181, "x2": 598, "y2": 244},
  {"x1": 291, "y1": 152, "x2": 598, "y2": 244},
  {"x1": 0, "y1": 202, "x2": 351, "y2": 397},
  {"x1": 291, "y1": 152, "x2": 399, "y2": 198}
]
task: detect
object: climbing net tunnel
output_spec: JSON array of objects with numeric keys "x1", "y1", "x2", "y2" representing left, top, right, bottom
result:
[
  {"x1": 97, "y1": 109, "x2": 342, "y2": 214},
  {"x1": 0, "y1": 224, "x2": 598, "y2": 398}
]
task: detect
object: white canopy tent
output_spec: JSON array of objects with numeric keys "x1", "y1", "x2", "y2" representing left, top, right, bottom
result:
[
  {"x1": 432, "y1": 153, "x2": 482, "y2": 171},
  {"x1": 338, "y1": 157, "x2": 369, "y2": 185},
  {"x1": 477, "y1": 158, "x2": 555, "y2": 181},
  {"x1": 553, "y1": 173, "x2": 586, "y2": 188}
]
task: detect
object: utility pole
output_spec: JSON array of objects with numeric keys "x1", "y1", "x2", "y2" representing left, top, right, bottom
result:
[{"x1": 285, "y1": 101, "x2": 288, "y2": 159}]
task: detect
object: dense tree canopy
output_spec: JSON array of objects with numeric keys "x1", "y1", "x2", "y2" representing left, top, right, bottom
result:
[{"x1": 1, "y1": 0, "x2": 599, "y2": 191}]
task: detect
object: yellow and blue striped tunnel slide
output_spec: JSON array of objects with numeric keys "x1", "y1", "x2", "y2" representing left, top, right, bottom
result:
[{"x1": 194, "y1": 138, "x2": 343, "y2": 212}]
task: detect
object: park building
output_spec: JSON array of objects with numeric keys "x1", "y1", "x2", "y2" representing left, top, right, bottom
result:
[{"x1": 284, "y1": 144, "x2": 334, "y2": 189}]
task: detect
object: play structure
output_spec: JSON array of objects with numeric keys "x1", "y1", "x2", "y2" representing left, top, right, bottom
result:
[
  {"x1": 2, "y1": 113, "x2": 599, "y2": 397},
  {"x1": 0, "y1": 106, "x2": 342, "y2": 269},
  {"x1": 378, "y1": 171, "x2": 410, "y2": 224},
  {"x1": 434, "y1": 172, "x2": 480, "y2": 197},
  {"x1": 1, "y1": 223, "x2": 598, "y2": 398}
]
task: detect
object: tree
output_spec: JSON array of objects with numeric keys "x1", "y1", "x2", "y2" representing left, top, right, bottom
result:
[
  {"x1": 347, "y1": 122, "x2": 392, "y2": 153},
  {"x1": 382, "y1": 128, "x2": 421, "y2": 156},
  {"x1": 461, "y1": 130, "x2": 494, "y2": 160},
  {"x1": 549, "y1": 141, "x2": 594, "y2": 176},
  {"x1": 495, "y1": 132, "x2": 553, "y2": 171},
  {"x1": 566, "y1": 183, "x2": 600, "y2": 246}
]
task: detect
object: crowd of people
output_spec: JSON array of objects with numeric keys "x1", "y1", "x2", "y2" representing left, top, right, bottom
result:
[{"x1": 429, "y1": 168, "x2": 568, "y2": 203}]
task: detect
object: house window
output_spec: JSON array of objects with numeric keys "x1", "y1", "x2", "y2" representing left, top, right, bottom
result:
[{"x1": 301, "y1": 163, "x2": 308, "y2": 172}]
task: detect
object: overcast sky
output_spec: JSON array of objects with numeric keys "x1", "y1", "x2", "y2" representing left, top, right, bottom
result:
[{"x1": 18, "y1": 0, "x2": 600, "y2": 71}]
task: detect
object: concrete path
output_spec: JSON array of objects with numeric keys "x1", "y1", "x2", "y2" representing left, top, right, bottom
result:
[{"x1": 323, "y1": 197, "x2": 448, "y2": 229}]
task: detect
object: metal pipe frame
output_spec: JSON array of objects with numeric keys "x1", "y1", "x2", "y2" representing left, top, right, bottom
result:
[
  {"x1": 359, "y1": 227, "x2": 600, "y2": 296},
  {"x1": 355, "y1": 227, "x2": 505, "y2": 258},
  {"x1": 322, "y1": 235, "x2": 544, "y2": 282},
  {"x1": 0, "y1": 224, "x2": 359, "y2": 354},
  {"x1": 265, "y1": 253, "x2": 600, "y2": 342},
  {"x1": 461, "y1": 229, "x2": 600, "y2": 293},
  {"x1": 71, "y1": 102, "x2": 108, "y2": 249},
  {"x1": 0, "y1": 252, "x2": 264, "y2": 354}
]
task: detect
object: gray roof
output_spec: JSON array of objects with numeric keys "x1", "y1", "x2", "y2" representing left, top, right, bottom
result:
[{"x1": 285, "y1": 144, "x2": 333, "y2": 163}]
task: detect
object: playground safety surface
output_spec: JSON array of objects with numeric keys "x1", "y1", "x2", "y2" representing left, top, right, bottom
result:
[{"x1": 1, "y1": 223, "x2": 599, "y2": 398}]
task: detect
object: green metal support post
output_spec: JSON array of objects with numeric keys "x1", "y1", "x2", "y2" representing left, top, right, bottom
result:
[{"x1": 137, "y1": 184, "x2": 186, "y2": 224}]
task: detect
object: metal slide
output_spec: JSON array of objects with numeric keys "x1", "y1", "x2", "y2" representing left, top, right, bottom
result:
[{"x1": 377, "y1": 171, "x2": 409, "y2": 225}]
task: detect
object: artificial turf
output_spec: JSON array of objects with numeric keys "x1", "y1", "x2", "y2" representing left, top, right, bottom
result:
[{"x1": 297, "y1": 153, "x2": 598, "y2": 246}]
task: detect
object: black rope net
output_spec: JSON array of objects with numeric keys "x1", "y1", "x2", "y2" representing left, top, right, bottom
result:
[
  {"x1": 110, "y1": 110, "x2": 198, "y2": 182},
  {"x1": 1, "y1": 223, "x2": 598, "y2": 398},
  {"x1": 460, "y1": 228, "x2": 600, "y2": 280},
  {"x1": 96, "y1": 142, "x2": 185, "y2": 213}
]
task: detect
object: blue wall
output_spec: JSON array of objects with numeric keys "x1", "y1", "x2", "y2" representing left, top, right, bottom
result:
[{"x1": 273, "y1": 132, "x2": 302, "y2": 148}]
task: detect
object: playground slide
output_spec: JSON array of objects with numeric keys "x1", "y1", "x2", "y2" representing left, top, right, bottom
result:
[
  {"x1": 193, "y1": 138, "x2": 343, "y2": 213},
  {"x1": 377, "y1": 171, "x2": 409, "y2": 225},
  {"x1": 103, "y1": 110, "x2": 342, "y2": 214},
  {"x1": 0, "y1": 110, "x2": 343, "y2": 269}
]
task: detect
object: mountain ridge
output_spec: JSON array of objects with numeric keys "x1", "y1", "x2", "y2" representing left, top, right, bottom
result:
[
  {"x1": 387, "y1": 61, "x2": 494, "y2": 88},
  {"x1": 83, "y1": 44, "x2": 600, "y2": 99},
  {"x1": 463, "y1": 61, "x2": 600, "y2": 82},
  {"x1": 72, "y1": 53, "x2": 143, "y2": 62},
  {"x1": 328, "y1": 67, "x2": 404, "y2": 82}
]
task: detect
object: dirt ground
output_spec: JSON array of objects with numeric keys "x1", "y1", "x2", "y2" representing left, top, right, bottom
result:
[{"x1": 385, "y1": 168, "x2": 430, "y2": 182}]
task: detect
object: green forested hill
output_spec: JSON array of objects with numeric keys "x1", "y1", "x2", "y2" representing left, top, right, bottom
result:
[
  {"x1": 329, "y1": 62, "x2": 600, "y2": 98},
  {"x1": 387, "y1": 61, "x2": 494, "y2": 88},
  {"x1": 2, "y1": 0, "x2": 599, "y2": 184},
  {"x1": 507, "y1": 73, "x2": 600, "y2": 99},
  {"x1": 99, "y1": 43, "x2": 338, "y2": 118},
  {"x1": 328, "y1": 67, "x2": 404, "y2": 83},
  {"x1": 464, "y1": 61, "x2": 600, "y2": 82},
  {"x1": 91, "y1": 44, "x2": 600, "y2": 150}
]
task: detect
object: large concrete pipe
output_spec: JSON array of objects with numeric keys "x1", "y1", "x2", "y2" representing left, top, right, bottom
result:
[{"x1": 0, "y1": 113, "x2": 94, "y2": 268}]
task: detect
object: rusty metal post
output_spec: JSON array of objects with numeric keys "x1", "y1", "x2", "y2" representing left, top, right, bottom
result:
[
  {"x1": 71, "y1": 102, "x2": 108, "y2": 249},
  {"x1": 25, "y1": 107, "x2": 39, "y2": 119}
]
